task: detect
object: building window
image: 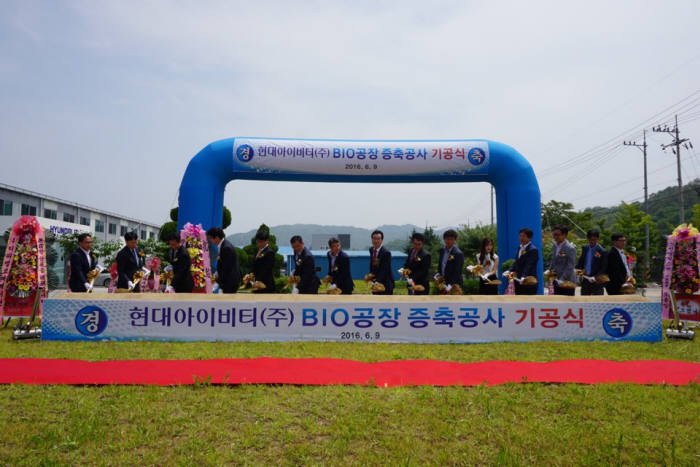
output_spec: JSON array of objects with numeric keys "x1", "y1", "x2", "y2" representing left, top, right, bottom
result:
[
  {"x1": 149, "y1": 231, "x2": 155, "y2": 239},
  {"x1": 108, "y1": 223, "x2": 117, "y2": 235},
  {"x1": 63, "y1": 212, "x2": 75, "y2": 223},
  {"x1": 21, "y1": 204, "x2": 37, "y2": 216},
  {"x1": 95, "y1": 220, "x2": 104, "y2": 233},
  {"x1": 120, "y1": 225, "x2": 128, "y2": 236},
  {"x1": 140, "y1": 230, "x2": 147, "y2": 240},
  {"x1": 80, "y1": 216, "x2": 90, "y2": 226},
  {"x1": 43, "y1": 208, "x2": 57, "y2": 220},
  {"x1": 0, "y1": 199, "x2": 12, "y2": 216}
]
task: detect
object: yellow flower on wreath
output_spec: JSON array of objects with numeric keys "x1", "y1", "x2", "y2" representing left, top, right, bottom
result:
[{"x1": 672, "y1": 223, "x2": 700, "y2": 238}]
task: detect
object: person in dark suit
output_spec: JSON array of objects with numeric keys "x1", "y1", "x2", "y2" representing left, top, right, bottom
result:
[
  {"x1": 116, "y1": 231, "x2": 143, "y2": 291},
  {"x1": 166, "y1": 233, "x2": 194, "y2": 293},
  {"x1": 402, "y1": 232, "x2": 430, "y2": 295},
  {"x1": 290, "y1": 235, "x2": 320, "y2": 294},
  {"x1": 437, "y1": 229, "x2": 464, "y2": 294},
  {"x1": 548, "y1": 225, "x2": 577, "y2": 296},
  {"x1": 327, "y1": 237, "x2": 353, "y2": 295},
  {"x1": 605, "y1": 233, "x2": 631, "y2": 295},
  {"x1": 576, "y1": 229, "x2": 608, "y2": 295},
  {"x1": 69, "y1": 233, "x2": 97, "y2": 292},
  {"x1": 206, "y1": 227, "x2": 241, "y2": 293},
  {"x1": 369, "y1": 230, "x2": 394, "y2": 295},
  {"x1": 508, "y1": 227, "x2": 539, "y2": 295},
  {"x1": 252, "y1": 229, "x2": 276, "y2": 293}
]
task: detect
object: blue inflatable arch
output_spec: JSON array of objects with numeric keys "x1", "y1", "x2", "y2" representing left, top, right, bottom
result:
[{"x1": 178, "y1": 138, "x2": 543, "y2": 293}]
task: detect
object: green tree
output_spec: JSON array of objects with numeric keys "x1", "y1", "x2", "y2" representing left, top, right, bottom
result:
[
  {"x1": 160, "y1": 206, "x2": 232, "y2": 242},
  {"x1": 240, "y1": 223, "x2": 285, "y2": 281},
  {"x1": 93, "y1": 239, "x2": 123, "y2": 267},
  {"x1": 137, "y1": 237, "x2": 171, "y2": 266},
  {"x1": 541, "y1": 200, "x2": 595, "y2": 238},
  {"x1": 691, "y1": 203, "x2": 700, "y2": 229},
  {"x1": 456, "y1": 223, "x2": 497, "y2": 265}
]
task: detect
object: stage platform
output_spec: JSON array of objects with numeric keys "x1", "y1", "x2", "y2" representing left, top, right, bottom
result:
[{"x1": 42, "y1": 293, "x2": 662, "y2": 343}]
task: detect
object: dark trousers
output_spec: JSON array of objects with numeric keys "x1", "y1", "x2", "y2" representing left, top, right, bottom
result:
[
  {"x1": 580, "y1": 280, "x2": 604, "y2": 296},
  {"x1": 514, "y1": 283, "x2": 537, "y2": 295},
  {"x1": 478, "y1": 275, "x2": 499, "y2": 295},
  {"x1": 553, "y1": 284, "x2": 576, "y2": 296},
  {"x1": 372, "y1": 290, "x2": 394, "y2": 296}
]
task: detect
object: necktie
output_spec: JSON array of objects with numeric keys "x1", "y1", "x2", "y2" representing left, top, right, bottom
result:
[
  {"x1": 620, "y1": 250, "x2": 631, "y2": 277},
  {"x1": 441, "y1": 248, "x2": 451, "y2": 274},
  {"x1": 133, "y1": 249, "x2": 138, "y2": 265},
  {"x1": 409, "y1": 249, "x2": 416, "y2": 262},
  {"x1": 585, "y1": 247, "x2": 593, "y2": 275}
]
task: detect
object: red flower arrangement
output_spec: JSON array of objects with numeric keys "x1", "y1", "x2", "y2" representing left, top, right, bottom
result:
[
  {"x1": 6, "y1": 217, "x2": 41, "y2": 298},
  {"x1": 671, "y1": 238, "x2": 699, "y2": 295},
  {"x1": 183, "y1": 224, "x2": 208, "y2": 290}
]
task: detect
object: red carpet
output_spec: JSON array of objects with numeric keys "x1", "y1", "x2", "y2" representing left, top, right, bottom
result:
[{"x1": 0, "y1": 358, "x2": 697, "y2": 386}]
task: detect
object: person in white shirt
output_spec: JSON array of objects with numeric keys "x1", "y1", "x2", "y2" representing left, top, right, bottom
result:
[
  {"x1": 476, "y1": 237, "x2": 499, "y2": 295},
  {"x1": 68, "y1": 233, "x2": 97, "y2": 292},
  {"x1": 605, "y1": 233, "x2": 632, "y2": 295}
]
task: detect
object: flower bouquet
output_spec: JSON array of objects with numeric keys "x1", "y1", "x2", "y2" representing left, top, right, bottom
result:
[
  {"x1": 662, "y1": 224, "x2": 700, "y2": 320},
  {"x1": 0, "y1": 216, "x2": 48, "y2": 319},
  {"x1": 181, "y1": 223, "x2": 212, "y2": 294},
  {"x1": 161, "y1": 265, "x2": 175, "y2": 293},
  {"x1": 140, "y1": 257, "x2": 161, "y2": 293},
  {"x1": 108, "y1": 263, "x2": 118, "y2": 293},
  {"x1": 86, "y1": 264, "x2": 105, "y2": 293}
]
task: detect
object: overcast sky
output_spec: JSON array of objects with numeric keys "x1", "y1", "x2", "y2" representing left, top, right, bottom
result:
[{"x1": 1, "y1": 1, "x2": 699, "y2": 234}]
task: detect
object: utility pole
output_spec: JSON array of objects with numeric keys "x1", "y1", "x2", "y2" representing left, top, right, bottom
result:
[
  {"x1": 490, "y1": 186, "x2": 494, "y2": 226},
  {"x1": 653, "y1": 115, "x2": 693, "y2": 223},
  {"x1": 623, "y1": 129, "x2": 650, "y2": 278}
]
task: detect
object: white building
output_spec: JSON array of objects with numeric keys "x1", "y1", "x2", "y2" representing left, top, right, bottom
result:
[
  {"x1": 0, "y1": 182, "x2": 160, "y2": 242},
  {"x1": 0, "y1": 182, "x2": 161, "y2": 287}
]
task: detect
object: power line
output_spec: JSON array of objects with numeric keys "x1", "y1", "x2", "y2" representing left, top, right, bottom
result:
[
  {"x1": 531, "y1": 52, "x2": 700, "y2": 162},
  {"x1": 653, "y1": 114, "x2": 695, "y2": 222},
  {"x1": 537, "y1": 89, "x2": 700, "y2": 178},
  {"x1": 542, "y1": 145, "x2": 627, "y2": 198}
]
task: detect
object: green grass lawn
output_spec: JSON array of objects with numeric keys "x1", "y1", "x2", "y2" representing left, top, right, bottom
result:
[{"x1": 0, "y1": 325, "x2": 698, "y2": 465}]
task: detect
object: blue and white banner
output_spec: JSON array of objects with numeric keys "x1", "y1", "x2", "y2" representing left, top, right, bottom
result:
[
  {"x1": 42, "y1": 297, "x2": 662, "y2": 343},
  {"x1": 232, "y1": 138, "x2": 490, "y2": 176}
]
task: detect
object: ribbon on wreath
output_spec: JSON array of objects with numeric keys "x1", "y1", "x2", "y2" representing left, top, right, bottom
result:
[
  {"x1": 107, "y1": 263, "x2": 118, "y2": 293},
  {"x1": 660, "y1": 235, "x2": 676, "y2": 319},
  {"x1": 505, "y1": 278, "x2": 515, "y2": 296},
  {"x1": 145, "y1": 256, "x2": 161, "y2": 293},
  {"x1": 35, "y1": 223, "x2": 47, "y2": 304},
  {"x1": 0, "y1": 228, "x2": 19, "y2": 320}
]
